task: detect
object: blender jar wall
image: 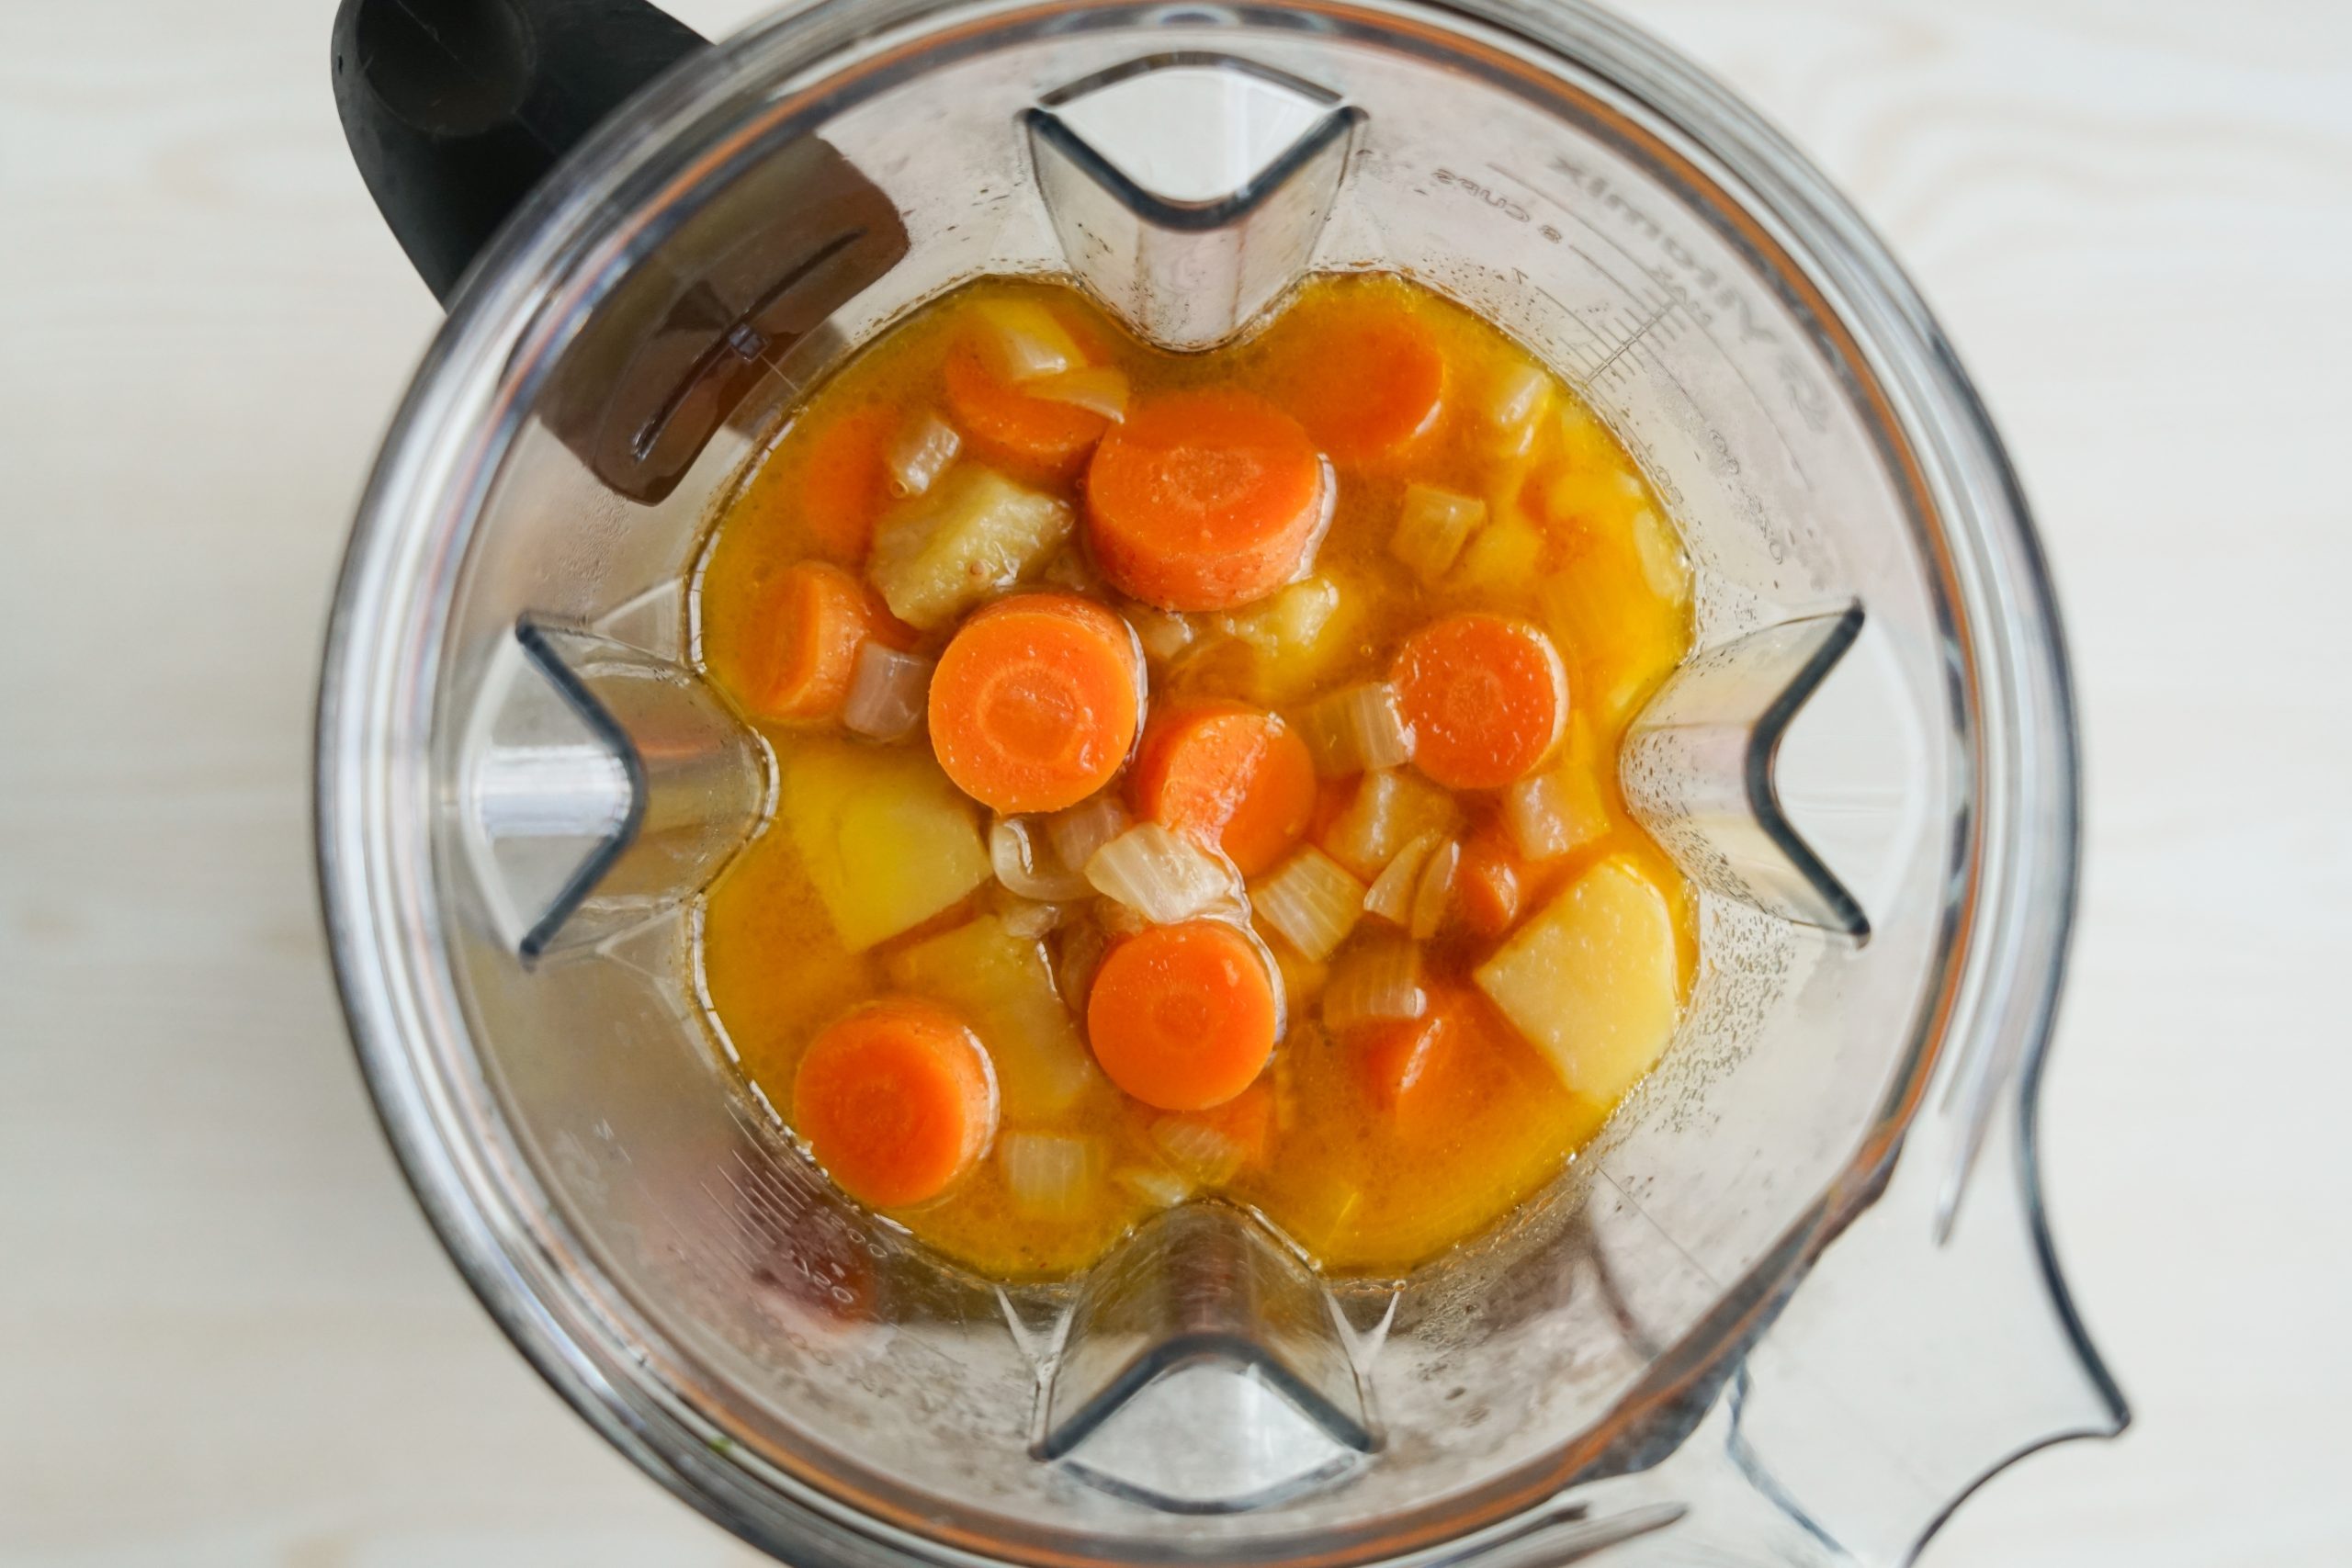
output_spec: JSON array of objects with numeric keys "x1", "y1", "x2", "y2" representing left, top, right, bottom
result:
[{"x1": 320, "y1": 2, "x2": 2114, "y2": 1565}]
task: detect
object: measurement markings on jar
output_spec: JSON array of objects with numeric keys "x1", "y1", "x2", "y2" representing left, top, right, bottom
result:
[{"x1": 1484, "y1": 159, "x2": 1835, "y2": 456}]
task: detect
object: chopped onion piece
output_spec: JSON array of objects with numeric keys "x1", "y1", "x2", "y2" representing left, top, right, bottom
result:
[
  {"x1": 1389, "y1": 484, "x2": 1486, "y2": 584},
  {"x1": 1031, "y1": 365, "x2": 1130, "y2": 421},
  {"x1": 1410, "y1": 839, "x2": 1462, "y2": 942},
  {"x1": 1054, "y1": 917, "x2": 1111, "y2": 1012},
  {"x1": 1323, "y1": 933, "x2": 1428, "y2": 1032},
  {"x1": 1271, "y1": 1043, "x2": 1301, "y2": 1132},
  {"x1": 993, "y1": 894, "x2": 1064, "y2": 939},
  {"x1": 1041, "y1": 545, "x2": 1107, "y2": 597},
  {"x1": 990, "y1": 815, "x2": 1091, "y2": 901},
  {"x1": 1363, "y1": 830, "x2": 1441, "y2": 925},
  {"x1": 1323, "y1": 771, "x2": 1463, "y2": 882},
  {"x1": 1114, "y1": 1165, "x2": 1195, "y2": 1209},
  {"x1": 1086, "y1": 821, "x2": 1242, "y2": 925},
  {"x1": 1151, "y1": 1115, "x2": 1246, "y2": 1185},
  {"x1": 1502, "y1": 763, "x2": 1611, "y2": 863},
  {"x1": 842, "y1": 642, "x2": 933, "y2": 743},
  {"x1": 1047, "y1": 794, "x2": 1133, "y2": 875},
  {"x1": 1128, "y1": 604, "x2": 1195, "y2": 662},
  {"x1": 885, "y1": 411, "x2": 960, "y2": 499},
  {"x1": 1483, "y1": 360, "x2": 1553, "y2": 456},
  {"x1": 971, "y1": 297, "x2": 1081, "y2": 382},
  {"x1": 1252, "y1": 845, "x2": 1365, "y2": 962},
  {"x1": 1000, "y1": 1133, "x2": 1099, "y2": 1218},
  {"x1": 1269, "y1": 940, "x2": 1328, "y2": 1016},
  {"x1": 1299, "y1": 682, "x2": 1412, "y2": 776}
]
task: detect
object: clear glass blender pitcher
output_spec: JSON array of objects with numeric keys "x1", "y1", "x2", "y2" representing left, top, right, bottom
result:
[{"x1": 317, "y1": 0, "x2": 2124, "y2": 1562}]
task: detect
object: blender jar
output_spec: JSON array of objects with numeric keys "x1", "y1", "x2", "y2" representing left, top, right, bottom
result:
[{"x1": 318, "y1": 1, "x2": 2123, "y2": 1563}]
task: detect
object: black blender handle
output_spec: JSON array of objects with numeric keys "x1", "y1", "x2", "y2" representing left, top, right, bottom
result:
[{"x1": 332, "y1": 0, "x2": 708, "y2": 304}]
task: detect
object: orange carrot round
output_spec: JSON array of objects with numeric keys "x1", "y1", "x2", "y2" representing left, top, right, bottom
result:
[
  {"x1": 1128, "y1": 701, "x2": 1317, "y2": 877},
  {"x1": 1391, "y1": 613, "x2": 1568, "y2": 789},
  {"x1": 1087, "y1": 920, "x2": 1279, "y2": 1111},
  {"x1": 928, "y1": 592, "x2": 1144, "y2": 814},
  {"x1": 1355, "y1": 1011, "x2": 1453, "y2": 1141},
  {"x1": 748, "y1": 560, "x2": 906, "y2": 723},
  {"x1": 943, "y1": 333, "x2": 1110, "y2": 477},
  {"x1": 1285, "y1": 310, "x2": 1447, "y2": 466},
  {"x1": 1354, "y1": 989, "x2": 1505, "y2": 1143},
  {"x1": 793, "y1": 998, "x2": 999, "y2": 1208},
  {"x1": 1084, "y1": 390, "x2": 1329, "y2": 612},
  {"x1": 1456, "y1": 825, "x2": 1528, "y2": 938},
  {"x1": 797, "y1": 404, "x2": 898, "y2": 565}
]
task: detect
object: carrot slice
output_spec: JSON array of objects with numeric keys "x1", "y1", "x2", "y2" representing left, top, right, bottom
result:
[
  {"x1": 943, "y1": 332, "x2": 1110, "y2": 478},
  {"x1": 1456, "y1": 825, "x2": 1528, "y2": 939},
  {"x1": 1355, "y1": 989, "x2": 1500, "y2": 1143},
  {"x1": 747, "y1": 560, "x2": 907, "y2": 723},
  {"x1": 1391, "y1": 614, "x2": 1569, "y2": 790},
  {"x1": 798, "y1": 405, "x2": 898, "y2": 565},
  {"x1": 1128, "y1": 701, "x2": 1317, "y2": 877},
  {"x1": 1084, "y1": 390, "x2": 1329, "y2": 612},
  {"x1": 1087, "y1": 920, "x2": 1279, "y2": 1111},
  {"x1": 793, "y1": 998, "x2": 999, "y2": 1208},
  {"x1": 1283, "y1": 309, "x2": 1447, "y2": 466},
  {"x1": 1195, "y1": 1076, "x2": 1276, "y2": 1165},
  {"x1": 928, "y1": 592, "x2": 1143, "y2": 814},
  {"x1": 1355, "y1": 1011, "x2": 1454, "y2": 1142}
]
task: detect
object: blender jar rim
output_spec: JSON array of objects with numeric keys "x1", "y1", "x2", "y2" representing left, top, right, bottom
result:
[{"x1": 315, "y1": 1, "x2": 2105, "y2": 1562}]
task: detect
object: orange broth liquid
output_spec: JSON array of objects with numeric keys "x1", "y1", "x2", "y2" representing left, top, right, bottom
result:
[{"x1": 695, "y1": 274, "x2": 1694, "y2": 1278}]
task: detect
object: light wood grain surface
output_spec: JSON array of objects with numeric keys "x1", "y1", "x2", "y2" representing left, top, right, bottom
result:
[{"x1": 3, "y1": 1, "x2": 2346, "y2": 1562}]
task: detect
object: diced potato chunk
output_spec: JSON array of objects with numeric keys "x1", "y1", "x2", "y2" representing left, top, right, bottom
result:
[
  {"x1": 888, "y1": 914, "x2": 1100, "y2": 1117},
  {"x1": 1453, "y1": 513, "x2": 1543, "y2": 598},
  {"x1": 782, "y1": 739, "x2": 989, "y2": 952},
  {"x1": 1543, "y1": 466, "x2": 1649, "y2": 531},
  {"x1": 1321, "y1": 768, "x2": 1463, "y2": 882},
  {"x1": 1537, "y1": 542, "x2": 1684, "y2": 732},
  {"x1": 1221, "y1": 576, "x2": 1357, "y2": 703},
  {"x1": 866, "y1": 467, "x2": 1073, "y2": 629},
  {"x1": 1473, "y1": 855, "x2": 1680, "y2": 1104}
]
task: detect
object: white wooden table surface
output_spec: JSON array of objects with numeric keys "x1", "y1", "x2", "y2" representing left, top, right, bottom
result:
[{"x1": 4, "y1": 1, "x2": 2347, "y2": 1562}]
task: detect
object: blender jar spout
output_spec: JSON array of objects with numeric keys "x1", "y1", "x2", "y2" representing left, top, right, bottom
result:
[
  {"x1": 1026, "y1": 54, "x2": 1361, "y2": 351},
  {"x1": 1621, "y1": 608, "x2": 1871, "y2": 938},
  {"x1": 1040, "y1": 1202, "x2": 1376, "y2": 1513},
  {"x1": 463, "y1": 619, "x2": 769, "y2": 961}
]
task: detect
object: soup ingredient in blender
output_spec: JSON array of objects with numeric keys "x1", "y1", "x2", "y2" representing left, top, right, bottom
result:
[
  {"x1": 1084, "y1": 390, "x2": 1329, "y2": 611},
  {"x1": 927, "y1": 592, "x2": 1144, "y2": 814},
  {"x1": 778, "y1": 740, "x2": 989, "y2": 952},
  {"x1": 1087, "y1": 920, "x2": 1282, "y2": 1111},
  {"x1": 1391, "y1": 614, "x2": 1570, "y2": 790},
  {"x1": 943, "y1": 305, "x2": 1113, "y2": 475},
  {"x1": 695, "y1": 274, "x2": 1695, "y2": 1277},
  {"x1": 1475, "y1": 854, "x2": 1683, "y2": 1107},
  {"x1": 1276, "y1": 296, "x2": 1448, "y2": 465},
  {"x1": 866, "y1": 467, "x2": 1073, "y2": 629},
  {"x1": 792, "y1": 998, "x2": 1001, "y2": 1208},
  {"x1": 1127, "y1": 702, "x2": 1317, "y2": 878},
  {"x1": 745, "y1": 561, "x2": 908, "y2": 722}
]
